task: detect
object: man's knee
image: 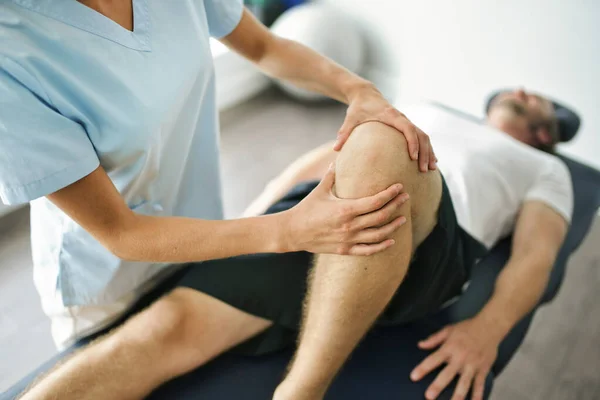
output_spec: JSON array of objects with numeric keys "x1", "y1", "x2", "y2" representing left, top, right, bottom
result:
[
  {"x1": 117, "y1": 289, "x2": 194, "y2": 351},
  {"x1": 335, "y1": 122, "x2": 418, "y2": 197},
  {"x1": 114, "y1": 288, "x2": 271, "y2": 358},
  {"x1": 335, "y1": 122, "x2": 442, "y2": 243}
]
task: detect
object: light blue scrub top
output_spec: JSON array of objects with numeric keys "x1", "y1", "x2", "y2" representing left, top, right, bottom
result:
[{"x1": 0, "y1": 0, "x2": 244, "y2": 311}]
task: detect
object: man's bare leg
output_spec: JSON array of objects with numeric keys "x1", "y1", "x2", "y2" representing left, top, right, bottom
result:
[
  {"x1": 20, "y1": 289, "x2": 271, "y2": 400},
  {"x1": 274, "y1": 122, "x2": 442, "y2": 399}
]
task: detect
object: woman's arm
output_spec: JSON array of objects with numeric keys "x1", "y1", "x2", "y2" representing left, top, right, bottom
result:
[
  {"x1": 48, "y1": 165, "x2": 408, "y2": 262},
  {"x1": 220, "y1": 10, "x2": 369, "y2": 105},
  {"x1": 220, "y1": 9, "x2": 436, "y2": 172}
]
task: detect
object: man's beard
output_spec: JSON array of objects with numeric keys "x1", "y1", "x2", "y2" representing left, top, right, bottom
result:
[{"x1": 491, "y1": 99, "x2": 556, "y2": 153}]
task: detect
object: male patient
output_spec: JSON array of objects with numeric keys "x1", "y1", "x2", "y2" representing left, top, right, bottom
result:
[{"x1": 20, "y1": 88, "x2": 572, "y2": 400}]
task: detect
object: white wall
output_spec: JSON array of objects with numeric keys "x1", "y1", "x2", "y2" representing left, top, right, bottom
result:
[{"x1": 323, "y1": 0, "x2": 600, "y2": 168}]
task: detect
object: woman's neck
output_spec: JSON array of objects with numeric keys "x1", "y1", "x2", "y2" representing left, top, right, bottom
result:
[{"x1": 78, "y1": 0, "x2": 134, "y2": 31}]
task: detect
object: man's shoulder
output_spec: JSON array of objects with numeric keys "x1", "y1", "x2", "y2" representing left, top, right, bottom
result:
[{"x1": 531, "y1": 150, "x2": 572, "y2": 184}]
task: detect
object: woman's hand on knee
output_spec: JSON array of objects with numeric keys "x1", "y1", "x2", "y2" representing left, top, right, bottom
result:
[{"x1": 283, "y1": 164, "x2": 409, "y2": 256}]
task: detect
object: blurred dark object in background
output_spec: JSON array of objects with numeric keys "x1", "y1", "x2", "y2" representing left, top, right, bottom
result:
[{"x1": 245, "y1": 0, "x2": 308, "y2": 27}]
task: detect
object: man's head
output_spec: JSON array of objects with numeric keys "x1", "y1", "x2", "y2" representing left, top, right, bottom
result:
[{"x1": 486, "y1": 88, "x2": 559, "y2": 152}]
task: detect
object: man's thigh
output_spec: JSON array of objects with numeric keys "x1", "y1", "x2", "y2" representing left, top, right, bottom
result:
[{"x1": 379, "y1": 173, "x2": 473, "y2": 326}]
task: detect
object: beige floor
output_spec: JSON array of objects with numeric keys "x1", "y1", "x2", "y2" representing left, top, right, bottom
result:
[{"x1": 0, "y1": 89, "x2": 599, "y2": 399}]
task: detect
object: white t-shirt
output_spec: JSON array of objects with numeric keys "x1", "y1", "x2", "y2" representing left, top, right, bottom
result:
[{"x1": 403, "y1": 103, "x2": 573, "y2": 249}]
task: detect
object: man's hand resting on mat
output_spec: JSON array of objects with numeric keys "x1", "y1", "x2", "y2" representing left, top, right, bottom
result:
[
  {"x1": 284, "y1": 163, "x2": 409, "y2": 256},
  {"x1": 410, "y1": 318, "x2": 500, "y2": 400},
  {"x1": 334, "y1": 84, "x2": 437, "y2": 173}
]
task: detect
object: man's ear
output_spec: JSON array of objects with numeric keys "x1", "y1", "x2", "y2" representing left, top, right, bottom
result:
[{"x1": 536, "y1": 127, "x2": 553, "y2": 145}]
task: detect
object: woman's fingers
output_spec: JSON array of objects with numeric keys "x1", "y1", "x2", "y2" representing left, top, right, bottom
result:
[
  {"x1": 352, "y1": 192, "x2": 409, "y2": 230},
  {"x1": 393, "y1": 116, "x2": 420, "y2": 160},
  {"x1": 343, "y1": 215, "x2": 405, "y2": 255},
  {"x1": 317, "y1": 163, "x2": 336, "y2": 192},
  {"x1": 348, "y1": 239, "x2": 395, "y2": 256},
  {"x1": 353, "y1": 216, "x2": 407, "y2": 244},
  {"x1": 333, "y1": 117, "x2": 356, "y2": 151},
  {"x1": 350, "y1": 183, "x2": 404, "y2": 215},
  {"x1": 429, "y1": 147, "x2": 438, "y2": 170},
  {"x1": 418, "y1": 131, "x2": 431, "y2": 172}
]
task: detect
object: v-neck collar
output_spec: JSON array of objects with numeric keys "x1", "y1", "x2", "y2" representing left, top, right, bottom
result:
[{"x1": 11, "y1": 0, "x2": 152, "y2": 52}]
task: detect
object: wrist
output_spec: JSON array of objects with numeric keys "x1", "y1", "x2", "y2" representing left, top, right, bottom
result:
[
  {"x1": 473, "y1": 310, "x2": 512, "y2": 344},
  {"x1": 341, "y1": 78, "x2": 377, "y2": 104},
  {"x1": 270, "y1": 210, "x2": 295, "y2": 254}
]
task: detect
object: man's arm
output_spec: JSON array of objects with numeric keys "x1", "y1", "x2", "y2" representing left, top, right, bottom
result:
[
  {"x1": 411, "y1": 201, "x2": 568, "y2": 400},
  {"x1": 219, "y1": 9, "x2": 437, "y2": 172},
  {"x1": 476, "y1": 200, "x2": 568, "y2": 339}
]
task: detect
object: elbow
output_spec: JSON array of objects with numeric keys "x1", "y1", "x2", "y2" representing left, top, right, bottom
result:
[
  {"x1": 245, "y1": 34, "x2": 272, "y2": 65},
  {"x1": 99, "y1": 223, "x2": 141, "y2": 262},
  {"x1": 103, "y1": 232, "x2": 135, "y2": 262},
  {"x1": 255, "y1": 35, "x2": 285, "y2": 68},
  {"x1": 106, "y1": 241, "x2": 137, "y2": 262}
]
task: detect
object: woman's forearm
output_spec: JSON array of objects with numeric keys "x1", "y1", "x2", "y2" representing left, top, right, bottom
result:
[
  {"x1": 109, "y1": 212, "x2": 288, "y2": 263},
  {"x1": 257, "y1": 37, "x2": 373, "y2": 104}
]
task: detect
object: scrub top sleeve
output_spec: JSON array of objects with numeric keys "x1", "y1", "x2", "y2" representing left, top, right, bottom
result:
[
  {"x1": 0, "y1": 65, "x2": 100, "y2": 206},
  {"x1": 203, "y1": 0, "x2": 244, "y2": 38}
]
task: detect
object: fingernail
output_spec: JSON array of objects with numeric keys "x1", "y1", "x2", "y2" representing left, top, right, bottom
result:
[
  {"x1": 426, "y1": 391, "x2": 436, "y2": 399},
  {"x1": 412, "y1": 151, "x2": 418, "y2": 159},
  {"x1": 399, "y1": 216, "x2": 407, "y2": 224},
  {"x1": 410, "y1": 372, "x2": 417, "y2": 381},
  {"x1": 328, "y1": 162, "x2": 335, "y2": 171}
]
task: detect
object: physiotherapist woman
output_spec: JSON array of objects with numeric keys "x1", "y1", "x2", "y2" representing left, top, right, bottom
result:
[{"x1": 0, "y1": 0, "x2": 436, "y2": 349}]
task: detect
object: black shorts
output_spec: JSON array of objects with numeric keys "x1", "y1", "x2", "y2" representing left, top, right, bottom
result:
[{"x1": 170, "y1": 178, "x2": 487, "y2": 356}]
